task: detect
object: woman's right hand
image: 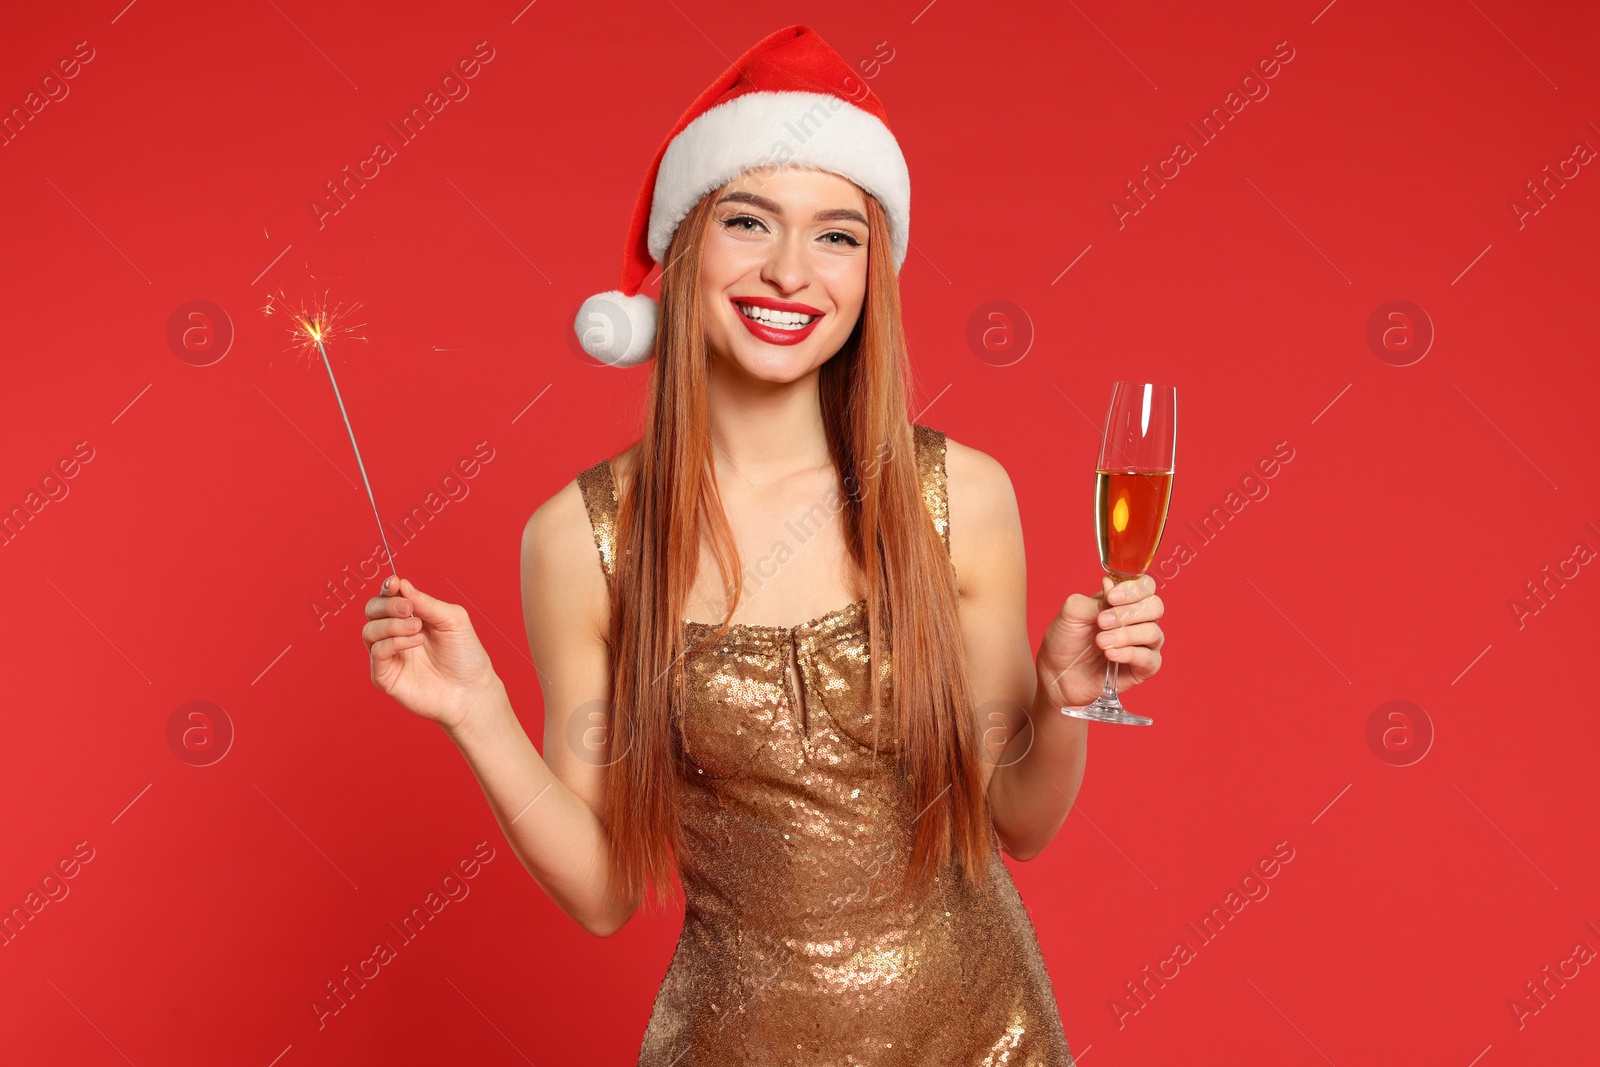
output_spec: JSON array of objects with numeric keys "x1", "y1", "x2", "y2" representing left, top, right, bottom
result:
[{"x1": 363, "y1": 576, "x2": 502, "y2": 733}]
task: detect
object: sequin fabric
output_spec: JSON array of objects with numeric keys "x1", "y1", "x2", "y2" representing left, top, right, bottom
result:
[{"x1": 574, "y1": 424, "x2": 1075, "y2": 1067}]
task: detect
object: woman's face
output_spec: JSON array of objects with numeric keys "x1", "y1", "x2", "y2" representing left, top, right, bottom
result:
[{"x1": 698, "y1": 166, "x2": 870, "y2": 382}]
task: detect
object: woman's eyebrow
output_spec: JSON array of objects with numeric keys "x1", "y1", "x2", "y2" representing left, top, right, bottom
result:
[{"x1": 716, "y1": 191, "x2": 867, "y2": 225}]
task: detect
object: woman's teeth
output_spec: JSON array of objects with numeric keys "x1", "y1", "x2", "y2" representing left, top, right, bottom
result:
[{"x1": 737, "y1": 303, "x2": 817, "y2": 330}]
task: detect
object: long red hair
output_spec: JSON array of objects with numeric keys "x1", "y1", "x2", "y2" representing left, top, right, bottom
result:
[{"x1": 600, "y1": 184, "x2": 990, "y2": 910}]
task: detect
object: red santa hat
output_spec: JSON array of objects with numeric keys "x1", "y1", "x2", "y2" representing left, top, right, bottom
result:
[{"x1": 574, "y1": 24, "x2": 911, "y2": 367}]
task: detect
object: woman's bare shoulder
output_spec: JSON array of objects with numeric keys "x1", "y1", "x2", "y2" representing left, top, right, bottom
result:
[
  {"x1": 524, "y1": 443, "x2": 640, "y2": 555},
  {"x1": 519, "y1": 446, "x2": 630, "y2": 630},
  {"x1": 940, "y1": 434, "x2": 1018, "y2": 518},
  {"x1": 938, "y1": 434, "x2": 1024, "y2": 592}
]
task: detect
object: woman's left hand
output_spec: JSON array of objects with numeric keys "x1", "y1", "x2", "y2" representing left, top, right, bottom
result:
[{"x1": 1036, "y1": 574, "x2": 1166, "y2": 710}]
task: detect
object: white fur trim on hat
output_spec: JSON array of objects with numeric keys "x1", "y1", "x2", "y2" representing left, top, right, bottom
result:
[
  {"x1": 648, "y1": 91, "x2": 910, "y2": 270},
  {"x1": 574, "y1": 290, "x2": 658, "y2": 367}
]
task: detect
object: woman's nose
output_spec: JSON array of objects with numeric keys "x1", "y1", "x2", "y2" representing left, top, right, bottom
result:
[{"x1": 759, "y1": 233, "x2": 811, "y2": 293}]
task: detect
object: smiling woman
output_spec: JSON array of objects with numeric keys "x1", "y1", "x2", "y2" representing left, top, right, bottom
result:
[
  {"x1": 700, "y1": 173, "x2": 870, "y2": 369},
  {"x1": 365, "y1": 22, "x2": 1168, "y2": 1067}
]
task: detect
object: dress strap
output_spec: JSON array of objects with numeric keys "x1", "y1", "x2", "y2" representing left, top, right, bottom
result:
[
  {"x1": 912, "y1": 422, "x2": 951, "y2": 555},
  {"x1": 574, "y1": 424, "x2": 950, "y2": 589},
  {"x1": 574, "y1": 458, "x2": 621, "y2": 589}
]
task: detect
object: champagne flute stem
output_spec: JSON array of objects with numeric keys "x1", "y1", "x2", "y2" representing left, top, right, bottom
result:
[{"x1": 1099, "y1": 658, "x2": 1120, "y2": 703}]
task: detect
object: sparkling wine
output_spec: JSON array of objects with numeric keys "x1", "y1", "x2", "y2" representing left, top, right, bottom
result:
[{"x1": 1095, "y1": 469, "x2": 1173, "y2": 580}]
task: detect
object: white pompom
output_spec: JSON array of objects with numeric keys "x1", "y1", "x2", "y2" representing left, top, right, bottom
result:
[{"x1": 574, "y1": 291, "x2": 657, "y2": 368}]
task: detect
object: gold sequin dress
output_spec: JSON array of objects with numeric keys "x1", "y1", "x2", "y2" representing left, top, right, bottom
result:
[{"x1": 575, "y1": 424, "x2": 1076, "y2": 1067}]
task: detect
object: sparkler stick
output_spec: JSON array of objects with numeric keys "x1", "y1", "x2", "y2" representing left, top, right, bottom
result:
[{"x1": 264, "y1": 292, "x2": 397, "y2": 581}]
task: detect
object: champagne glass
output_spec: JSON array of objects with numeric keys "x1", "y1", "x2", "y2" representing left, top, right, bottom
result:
[{"x1": 1063, "y1": 381, "x2": 1176, "y2": 726}]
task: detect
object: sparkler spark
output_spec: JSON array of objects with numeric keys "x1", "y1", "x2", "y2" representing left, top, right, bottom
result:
[
  {"x1": 262, "y1": 289, "x2": 367, "y2": 362},
  {"x1": 262, "y1": 290, "x2": 396, "y2": 580}
]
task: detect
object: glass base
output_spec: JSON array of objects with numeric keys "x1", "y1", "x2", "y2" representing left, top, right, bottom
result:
[{"x1": 1063, "y1": 700, "x2": 1153, "y2": 726}]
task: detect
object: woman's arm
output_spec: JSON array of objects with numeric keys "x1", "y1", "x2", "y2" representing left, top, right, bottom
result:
[
  {"x1": 455, "y1": 479, "x2": 639, "y2": 935},
  {"x1": 944, "y1": 439, "x2": 1163, "y2": 862},
  {"x1": 944, "y1": 440, "x2": 1082, "y2": 860},
  {"x1": 442, "y1": 685, "x2": 638, "y2": 936},
  {"x1": 369, "y1": 479, "x2": 640, "y2": 936}
]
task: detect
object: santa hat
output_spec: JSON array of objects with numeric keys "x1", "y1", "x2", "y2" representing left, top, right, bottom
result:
[{"x1": 573, "y1": 24, "x2": 911, "y2": 368}]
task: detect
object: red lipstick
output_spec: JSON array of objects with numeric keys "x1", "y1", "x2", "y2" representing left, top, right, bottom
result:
[
  {"x1": 733, "y1": 296, "x2": 824, "y2": 315},
  {"x1": 730, "y1": 297, "x2": 824, "y2": 346}
]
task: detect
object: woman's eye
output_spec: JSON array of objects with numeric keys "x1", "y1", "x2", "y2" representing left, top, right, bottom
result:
[{"x1": 720, "y1": 215, "x2": 860, "y2": 247}]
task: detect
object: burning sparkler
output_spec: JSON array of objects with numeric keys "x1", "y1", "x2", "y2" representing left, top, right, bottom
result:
[{"x1": 263, "y1": 291, "x2": 397, "y2": 581}]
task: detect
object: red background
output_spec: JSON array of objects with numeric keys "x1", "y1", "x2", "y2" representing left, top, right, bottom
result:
[{"x1": 3, "y1": 1, "x2": 1597, "y2": 1063}]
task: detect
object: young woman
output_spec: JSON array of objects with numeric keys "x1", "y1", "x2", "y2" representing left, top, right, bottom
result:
[{"x1": 361, "y1": 25, "x2": 1165, "y2": 1067}]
